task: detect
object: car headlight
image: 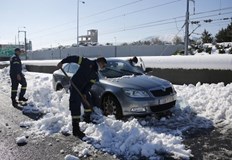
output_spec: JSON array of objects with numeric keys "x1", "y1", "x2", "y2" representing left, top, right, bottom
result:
[{"x1": 123, "y1": 89, "x2": 150, "y2": 98}]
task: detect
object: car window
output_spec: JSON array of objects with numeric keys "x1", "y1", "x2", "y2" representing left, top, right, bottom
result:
[
  {"x1": 63, "y1": 64, "x2": 70, "y2": 72},
  {"x1": 100, "y1": 60, "x2": 143, "y2": 78},
  {"x1": 68, "y1": 63, "x2": 79, "y2": 74}
]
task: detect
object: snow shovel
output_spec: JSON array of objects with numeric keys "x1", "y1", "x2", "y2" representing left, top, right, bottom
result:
[{"x1": 60, "y1": 68, "x2": 93, "y2": 110}]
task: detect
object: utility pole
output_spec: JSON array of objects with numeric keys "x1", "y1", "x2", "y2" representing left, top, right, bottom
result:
[
  {"x1": 184, "y1": 0, "x2": 195, "y2": 55},
  {"x1": 184, "y1": 0, "x2": 190, "y2": 55},
  {"x1": 77, "y1": 0, "x2": 85, "y2": 55}
]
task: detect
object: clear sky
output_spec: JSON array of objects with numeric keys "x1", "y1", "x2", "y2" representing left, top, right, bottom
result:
[{"x1": 0, "y1": 0, "x2": 231, "y2": 50}]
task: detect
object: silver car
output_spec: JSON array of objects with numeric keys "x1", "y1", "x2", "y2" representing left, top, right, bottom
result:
[{"x1": 52, "y1": 58, "x2": 176, "y2": 119}]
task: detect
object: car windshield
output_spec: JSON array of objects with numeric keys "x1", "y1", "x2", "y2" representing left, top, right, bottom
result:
[{"x1": 99, "y1": 59, "x2": 143, "y2": 78}]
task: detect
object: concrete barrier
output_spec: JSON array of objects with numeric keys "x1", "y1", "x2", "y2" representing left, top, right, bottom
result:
[
  {"x1": 148, "y1": 68, "x2": 232, "y2": 85},
  {"x1": 25, "y1": 65, "x2": 58, "y2": 74},
  {"x1": 0, "y1": 64, "x2": 231, "y2": 85},
  {"x1": 0, "y1": 57, "x2": 10, "y2": 61},
  {"x1": 0, "y1": 64, "x2": 9, "y2": 69}
]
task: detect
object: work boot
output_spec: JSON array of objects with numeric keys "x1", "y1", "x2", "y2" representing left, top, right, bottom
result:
[
  {"x1": 18, "y1": 97, "x2": 28, "y2": 102},
  {"x1": 72, "y1": 120, "x2": 86, "y2": 139},
  {"x1": 12, "y1": 100, "x2": 18, "y2": 107}
]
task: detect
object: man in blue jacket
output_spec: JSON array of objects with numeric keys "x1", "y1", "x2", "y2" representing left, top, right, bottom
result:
[
  {"x1": 57, "y1": 56, "x2": 107, "y2": 139},
  {"x1": 10, "y1": 48, "x2": 28, "y2": 107}
]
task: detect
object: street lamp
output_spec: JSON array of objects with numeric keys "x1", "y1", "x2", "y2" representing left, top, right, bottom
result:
[{"x1": 77, "y1": 0, "x2": 85, "y2": 54}]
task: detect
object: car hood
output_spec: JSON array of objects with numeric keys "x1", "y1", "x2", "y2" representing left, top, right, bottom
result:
[{"x1": 100, "y1": 74, "x2": 172, "y2": 90}]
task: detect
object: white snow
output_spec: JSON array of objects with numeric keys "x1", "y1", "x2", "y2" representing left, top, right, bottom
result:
[
  {"x1": 64, "y1": 155, "x2": 80, "y2": 160},
  {"x1": 16, "y1": 136, "x2": 27, "y2": 145},
  {"x1": 142, "y1": 54, "x2": 232, "y2": 70},
  {"x1": 0, "y1": 54, "x2": 232, "y2": 159}
]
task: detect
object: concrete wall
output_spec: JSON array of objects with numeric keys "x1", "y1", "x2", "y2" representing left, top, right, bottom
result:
[
  {"x1": 25, "y1": 65, "x2": 58, "y2": 74},
  {"x1": 20, "y1": 65, "x2": 232, "y2": 85},
  {"x1": 27, "y1": 45, "x2": 184, "y2": 60},
  {"x1": 0, "y1": 57, "x2": 10, "y2": 61},
  {"x1": 1, "y1": 63, "x2": 231, "y2": 85},
  {"x1": 148, "y1": 68, "x2": 232, "y2": 85},
  {"x1": 0, "y1": 64, "x2": 9, "y2": 69}
]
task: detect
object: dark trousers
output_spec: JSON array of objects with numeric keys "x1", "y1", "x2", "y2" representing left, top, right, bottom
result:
[
  {"x1": 69, "y1": 86, "x2": 92, "y2": 120},
  {"x1": 10, "y1": 75, "x2": 27, "y2": 101}
]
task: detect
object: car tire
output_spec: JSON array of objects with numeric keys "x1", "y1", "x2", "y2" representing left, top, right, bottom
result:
[{"x1": 102, "y1": 94, "x2": 123, "y2": 119}]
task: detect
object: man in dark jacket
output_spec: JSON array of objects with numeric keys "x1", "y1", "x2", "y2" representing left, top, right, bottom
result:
[
  {"x1": 57, "y1": 56, "x2": 107, "y2": 139},
  {"x1": 10, "y1": 48, "x2": 28, "y2": 107}
]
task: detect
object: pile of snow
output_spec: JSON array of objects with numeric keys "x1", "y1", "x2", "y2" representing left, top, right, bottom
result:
[
  {"x1": 142, "y1": 54, "x2": 232, "y2": 70},
  {"x1": 0, "y1": 66, "x2": 232, "y2": 159},
  {"x1": 16, "y1": 136, "x2": 28, "y2": 146}
]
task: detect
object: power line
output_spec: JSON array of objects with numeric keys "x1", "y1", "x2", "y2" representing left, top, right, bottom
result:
[
  {"x1": 29, "y1": 2, "x2": 232, "y2": 47},
  {"x1": 29, "y1": 3, "x2": 232, "y2": 39},
  {"x1": 29, "y1": 0, "x2": 183, "y2": 37},
  {"x1": 28, "y1": 0, "x2": 144, "y2": 36},
  {"x1": 81, "y1": 0, "x2": 183, "y2": 27},
  {"x1": 31, "y1": 10, "x2": 232, "y2": 42},
  {"x1": 83, "y1": 6, "x2": 232, "y2": 35},
  {"x1": 191, "y1": 6, "x2": 232, "y2": 16},
  {"x1": 41, "y1": 19, "x2": 231, "y2": 47},
  {"x1": 99, "y1": 11, "x2": 232, "y2": 36},
  {"x1": 128, "y1": 7, "x2": 232, "y2": 28},
  {"x1": 190, "y1": 11, "x2": 232, "y2": 22},
  {"x1": 81, "y1": 0, "x2": 144, "y2": 19}
]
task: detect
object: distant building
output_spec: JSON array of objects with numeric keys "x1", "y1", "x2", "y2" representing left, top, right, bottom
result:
[{"x1": 79, "y1": 29, "x2": 98, "y2": 44}]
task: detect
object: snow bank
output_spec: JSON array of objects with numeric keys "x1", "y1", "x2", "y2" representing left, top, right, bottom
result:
[{"x1": 142, "y1": 54, "x2": 232, "y2": 70}]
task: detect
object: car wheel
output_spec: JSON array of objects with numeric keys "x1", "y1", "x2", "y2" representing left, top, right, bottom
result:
[{"x1": 102, "y1": 94, "x2": 123, "y2": 119}]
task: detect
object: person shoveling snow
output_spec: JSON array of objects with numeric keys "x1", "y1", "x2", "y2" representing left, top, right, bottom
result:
[{"x1": 57, "y1": 56, "x2": 107, "y2": 139}]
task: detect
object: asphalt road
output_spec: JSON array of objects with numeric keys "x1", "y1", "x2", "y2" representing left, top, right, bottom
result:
[
  {"x1": 0, "y1": 92, "x2": 118, "y2": 160},
  {"x1": 183, "y1": 128, "x2": 232, "y2": 160},
  {"x1": 0, "y1": 91, "x2": 232, "y2": 160}
]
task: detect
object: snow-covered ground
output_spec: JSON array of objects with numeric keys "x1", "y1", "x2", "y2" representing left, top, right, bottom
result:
[{"x1": 0, "y1": 65, "x2": 231, "y2": 159}]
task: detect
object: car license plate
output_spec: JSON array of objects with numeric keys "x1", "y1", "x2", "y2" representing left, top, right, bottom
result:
[{"x1": 159, "y1": 96, "x2": 175, "y2": 104}]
